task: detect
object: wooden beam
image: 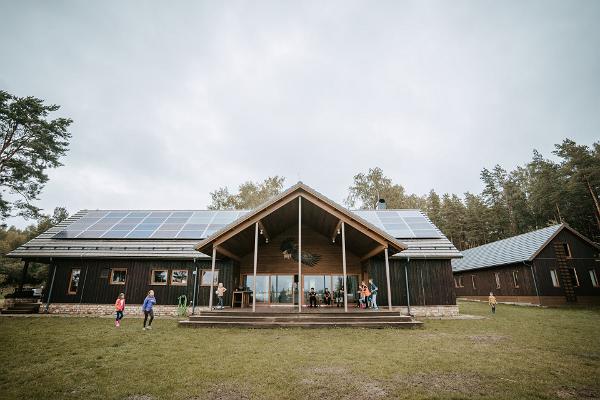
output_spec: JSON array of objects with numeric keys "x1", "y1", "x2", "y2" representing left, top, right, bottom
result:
[
  {"x1": 342, "y1": 221, "x2": 348, "y2": 312},
  {"x1": 252, "y1": 222, "x2": 258, "y2": 312},
  {"x1": 331, "y1": 219, "x2": 342, "y2": 243},
  {"x1": 215, "y1": 246, "x2": 241, "y2": 262},
  {"x1": 258, "y1": 221, "x2": 270, "y2": 242},
  {"x1": 208, "y1": 248, "x2": 216, "y2": 310},
  {"x1": 298, "y1": 196, "x2": 302, "y2": 313},
  {"x1": 360, "y1": 244, "x2": 387, "y2": 262},
  {"x1": 384, "y1": 247, "x2": 392, "y2": 311}
]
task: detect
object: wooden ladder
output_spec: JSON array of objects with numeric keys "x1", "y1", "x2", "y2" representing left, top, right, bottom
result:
[{"x1": 553, "y1": 243, "x2": 577, "y2": 303}]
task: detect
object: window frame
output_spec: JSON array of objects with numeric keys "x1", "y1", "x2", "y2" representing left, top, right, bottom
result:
[
  {"x1": 562, "y1": 243, "x2": 572, "y2": 258},
  {"x1": 110, "y1": 268, "x2": 127, "y2": 285},
  {"x1": 494, "y1": 272, "x2": 501, "y2": 289},
  {"x1": 550, "y1": 269, "x2": 560, "y2": 287},
  {"x1": 200, "y1": 269, "x2": 219, "y2": 286},
  {"x1": 569, "y1": 268, "x2": 580, "y2": 287},
  {"x1": 589, "y1": 269, "x2": 599, "y2": 288},
  {"x1": 67, "y1": 268, "x2": 81, "y2": 295},
  {"x1": 150, "y1": 269, "x2": 169, "y2": 286},
  {"x1": 471, "y1": 275, "x2": 477, "y2": 290},
  {"x1": 512, "y1": 270, "x2": 520, "y2": 288},
  {"x1": 171, "y1": 269, "x2": 189, "y2": 286},
  {"x1": 457, "y1": 276, "x2": 464, "y2": 288}
]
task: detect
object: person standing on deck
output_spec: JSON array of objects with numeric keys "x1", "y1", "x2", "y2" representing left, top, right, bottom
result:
[
  {"x1": 142, "y1": 290, "x2": 156, "y2": 330},
  {"x1": 369, "y1": 279, "x2": 379, "y2": 310},
  {"x1": 488, "y1": 292, "x2": 497, "y2": 314},
  {"x1": 215, "y1": 283, "x2": 227, "y2": 310},
  {"x1": 335, "y1": 286, "x2": 344, "y2": 308}
]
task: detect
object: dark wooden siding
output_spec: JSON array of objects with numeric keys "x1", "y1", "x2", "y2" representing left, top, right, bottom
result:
[
  {"x1": 453, "y1": 263, "x2": 536, "y2": 298},
  {"x1": 368, "y1": 258, "x2": 456, "y2": 306},
  {"x1": 533, "y1": 229, "x2": 600, "y2": 297},
  {"x1": 45, "y1": 258, "x2": 236, "y2": 307}
]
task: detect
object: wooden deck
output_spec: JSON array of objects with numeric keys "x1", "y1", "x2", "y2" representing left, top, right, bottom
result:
[{"x1": 179, "y1": 309, "x2": 423, "y2": 328}]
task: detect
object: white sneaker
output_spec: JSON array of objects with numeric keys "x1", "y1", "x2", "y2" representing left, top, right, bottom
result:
[
  {"x1": 143, "y1": 327, "x2": 146, "y2": 331},
  {"x1": 146, "y1": 326, "x2": 152, "y2": 330}
]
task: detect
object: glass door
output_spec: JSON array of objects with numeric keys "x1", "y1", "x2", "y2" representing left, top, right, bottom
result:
[
  {"x1": 245, "y1": 275, "x2": 269, "y2": 303},
  {"x1": 270, "y1": 275, "x2": 294, "y2": 304}
]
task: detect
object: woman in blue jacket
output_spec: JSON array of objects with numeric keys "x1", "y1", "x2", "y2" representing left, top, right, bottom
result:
[{"x1": 142, "y1": 290, "x2": 156, "y2": 330}]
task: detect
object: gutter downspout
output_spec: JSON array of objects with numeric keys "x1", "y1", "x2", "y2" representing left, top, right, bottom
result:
[
  {"x1": 404, "y1": 257, "x2": 411, "y2": 316},
  {"x1": 525, "y1": 261, "x2": 541, "y2": 306},
  {"x1": 192, "y1": 259, "x2": 198, "y2": 315},
  {"x1": 45, "y1": 262, "x2": 57, "y2": 313}
]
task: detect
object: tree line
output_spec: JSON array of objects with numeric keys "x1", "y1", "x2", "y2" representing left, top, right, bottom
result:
[{"x1": 210, "y1": 138, "x2": 600, "y2": 250}]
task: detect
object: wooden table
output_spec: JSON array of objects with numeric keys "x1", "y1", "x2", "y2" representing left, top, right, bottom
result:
[{"x1": 232, "y1": 291, "x2": 251, "y2": 308}]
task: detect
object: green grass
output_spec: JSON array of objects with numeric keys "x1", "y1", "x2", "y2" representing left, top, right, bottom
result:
[{"x1": 0, "y1": 302, "x2": 599, "y2": 400}]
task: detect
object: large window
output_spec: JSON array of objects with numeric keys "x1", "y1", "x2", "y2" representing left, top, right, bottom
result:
[
  {"x1": 110, "y1": 268, "x2": 127, "y2": 285},
  {"x1": 589, "y1": 269, "x2": 599, "y2": 288},
  {"x1": 494, "y1": 272, "x2": 501, "y2": 289},
  {"x1": 68, "y1": 269, "x2": 81, "y2": 294},
  {"x1": 201, "y1": 269, "x2": 219, "y2": 286},
  {"x1": 550, "y1": 269, "x2": 560, "y2": 287},
  {"x1": 568, "y1": 268, "x2": 579, "y2": 287},
  {"x1": 171, "y1": 269, "x2": 189, "y2": 286},
  {"x1": 151, "y1": 269, "x2": 169, "y2": 285},
  {"x1": 512, "y1": 271, "x2": 520, "y2": 288}
]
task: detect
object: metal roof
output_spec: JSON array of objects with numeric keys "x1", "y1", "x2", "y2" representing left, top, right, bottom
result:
[
  {"x1": 451, "y1": 224, "x2": 563, "y2": 272},
  {"x1": 8, "y1": 206, "x2": 461, "y2": 261}
]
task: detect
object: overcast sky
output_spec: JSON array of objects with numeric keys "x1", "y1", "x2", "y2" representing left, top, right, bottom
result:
[{"x1": 1, "y1": 1, "x2": 599, "y2": 227}]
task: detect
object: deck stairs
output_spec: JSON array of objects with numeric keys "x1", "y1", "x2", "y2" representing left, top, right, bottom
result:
[
  {"x1": 179, "y1": 310, "x2": 423, "y2": 328},
  {"x1": 0, "y1": 302, "x2": 41, "y2": 314},
  {"x1": 554, "y1": 242, "x2": 577, "y2": 303}
]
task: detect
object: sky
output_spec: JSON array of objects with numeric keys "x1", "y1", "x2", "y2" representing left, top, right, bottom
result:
[{"x1": 1, "y1": 0, "x2": 599, "y2": 227}]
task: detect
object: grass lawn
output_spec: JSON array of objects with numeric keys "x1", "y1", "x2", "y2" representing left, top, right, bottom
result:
[{"x1": 0, "y1": 302, "x2": 599, "y2": 400}]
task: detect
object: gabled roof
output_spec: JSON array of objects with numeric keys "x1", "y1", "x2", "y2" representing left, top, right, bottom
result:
[
  {"x1": 195, "y1": 182, "x2": 407, "y2": 256},
  {"x1": 451, "y1": 224, "x2": 599, "y2": 272}
]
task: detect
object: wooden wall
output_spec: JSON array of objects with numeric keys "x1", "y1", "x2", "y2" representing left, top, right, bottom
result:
[
  {"x1": 238, "y1": 225, "x2": 362, "y2": 276},
  {"x1": 45, "y1": 258, "x2": 236, "y2": 307},
  {"x1": 453, "y1": 263, "x2": 536, "y2": 298},
  {"x1": 453, "y1": 229, "x2": 600, "y2": 301},
  {"x1": 368, "y1": 258, "x2": 456, "y2": 306}
]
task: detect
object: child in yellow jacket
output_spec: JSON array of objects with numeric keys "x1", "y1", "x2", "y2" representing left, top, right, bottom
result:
[{"x1": 488, "y1": 292, "x2": 497, "y2": 314}]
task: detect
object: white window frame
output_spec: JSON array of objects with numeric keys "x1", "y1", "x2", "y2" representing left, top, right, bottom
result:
[
  {"x1": 110, "y1": 268, "x2": 127, "y2": 285},
  {"x1": 494, "y1": 272, "x2": 501, "y2": 289},
  {"x1": 570, "y1": 268, "x2": 580, "y2": 287},
  {"x1": 562, "y1": 243, "x2": 572, "y2": 258},
  {"x1": 171, "y1": 269, "x2": 189, "y2": 286},
  {"x1": 201, "y1": 269, "x2": 219, "y2": 286},
  {"x1": 550, "y1": 269, "x2": 560, "y2": 287},
  {"x1": 512, "y1": 271, "x2": 520, "y2": 288},
  {"x1": 67, "y1": 268, "x2": 81, "y2": 295},
  {"x1": 589, "y1": 269, "x2": 599, "y2": 288},
  {"x1": 471, "y1": 275, "x2": 477, "y2": 290},
  {"x1": 150, "y1": 269, "x2": 169, "y2": 285}
]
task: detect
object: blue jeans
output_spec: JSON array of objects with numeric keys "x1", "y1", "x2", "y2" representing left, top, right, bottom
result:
[
  {"x1": 370, "y1": 294, "x2": 378, "y2": 309},
  {"x1": 218, "y1": 296, "x2": 224, "y2": 308},
  {"x1": 115, "y1": 310, "x2": 123, "y2": 321}
]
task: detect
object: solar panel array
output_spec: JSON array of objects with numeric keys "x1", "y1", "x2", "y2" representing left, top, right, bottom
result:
[
  {"x1": 52, "y1": 210, "x2": 248, "y2": 239},
  {"x1": 353, "y1": 210, "x2": 441, "y2": 239},
  {"x1": 53, "y1": 209, "x2": 441, "y2": 240}
]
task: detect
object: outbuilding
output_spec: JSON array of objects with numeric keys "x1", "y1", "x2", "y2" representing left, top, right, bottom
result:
[{"x1": 452, "y1": 224, "x2": 600, "y2": 305}]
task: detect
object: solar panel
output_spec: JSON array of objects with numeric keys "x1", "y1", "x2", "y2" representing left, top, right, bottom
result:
[
  {"x1": 53, "y1": 210, "x2": 250, "y2": 240},
  {"x1": 352, "y1": 210, "x2": 441, "y2": 239},
  {"x1": 53, "y1": 209, "x2": 440, "y2": 240}
]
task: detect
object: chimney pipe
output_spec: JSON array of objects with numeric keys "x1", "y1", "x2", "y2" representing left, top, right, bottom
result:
[{"x1": 377, "y1": 198, "x2": 386, "y2": 210}]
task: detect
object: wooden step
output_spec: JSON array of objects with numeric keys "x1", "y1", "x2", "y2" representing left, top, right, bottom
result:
[
  {"x1": 179, "y1": 320, "x2": 423, "y2": 329},
  {"x1": 188, "y1": 315, "x2": 413, "y2": 323},
  {"x1": 0, "y1": 308, "x2": 38, "y2": 314}
]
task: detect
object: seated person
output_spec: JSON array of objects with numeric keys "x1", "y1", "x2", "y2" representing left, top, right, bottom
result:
[
  {"x1": 308, "y1": 288, "x2": 318, "y2": 307},
  {"x1": 323, "y1": 288, "x2": 332, "y2": 305}
]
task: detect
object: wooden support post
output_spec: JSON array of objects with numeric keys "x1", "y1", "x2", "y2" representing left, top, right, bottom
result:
[
  {"x1": 252, "y1": 222, "x2": 259, "y2": 312},
  {"x1": 342, "y1": 221, "x2": 348, "y2": 312},
  {"x1": 19, "y1": 260, "x2": 29, "y2": 292},
  {"x1": 298, "y1": 196, "x2": 302, "y2": 312},
  {"x1": 208, "y1": 247, "x2": 216, "y2": 310},
  {"x1": 384, "y1": 247, "x2": 392, "y2": 310},
  {"x1": 405, "y1": 258, "x2": 411, "y2": 316}
]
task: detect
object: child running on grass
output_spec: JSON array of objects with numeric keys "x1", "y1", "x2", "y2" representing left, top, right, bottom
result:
[
  {"x1": 114, "y1": 293, "x2": 125, "y2": 327},
  {"x1": 142, "y1": 290, "x2": 156, "y2": 330},
  {"x1": 488, "y1": 292, "x2": 497, "y2": 314}
]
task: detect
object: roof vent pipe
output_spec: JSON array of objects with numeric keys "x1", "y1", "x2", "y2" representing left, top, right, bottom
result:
[{"x1": 377, "y1": 198, "x2": 386, "y2": 210}]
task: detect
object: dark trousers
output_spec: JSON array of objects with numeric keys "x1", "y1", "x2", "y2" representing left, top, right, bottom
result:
[
  {"x1": 116, "y1": 310, "x2": 123, "y2": 321},
  {"x1": 309, "y1": 297, "x2": 317, "y2": 307},
  {"x1": 143, "y1": 309, "x2": 154, "y2": 327},
  {"x1": 491, "y1": 305, "x2": 496, "y2": 314}
]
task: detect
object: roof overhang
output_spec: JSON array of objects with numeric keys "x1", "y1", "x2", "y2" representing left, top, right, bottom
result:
[{"x1": 195, "y1": 182, "x2": 407, "y2": 260}]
